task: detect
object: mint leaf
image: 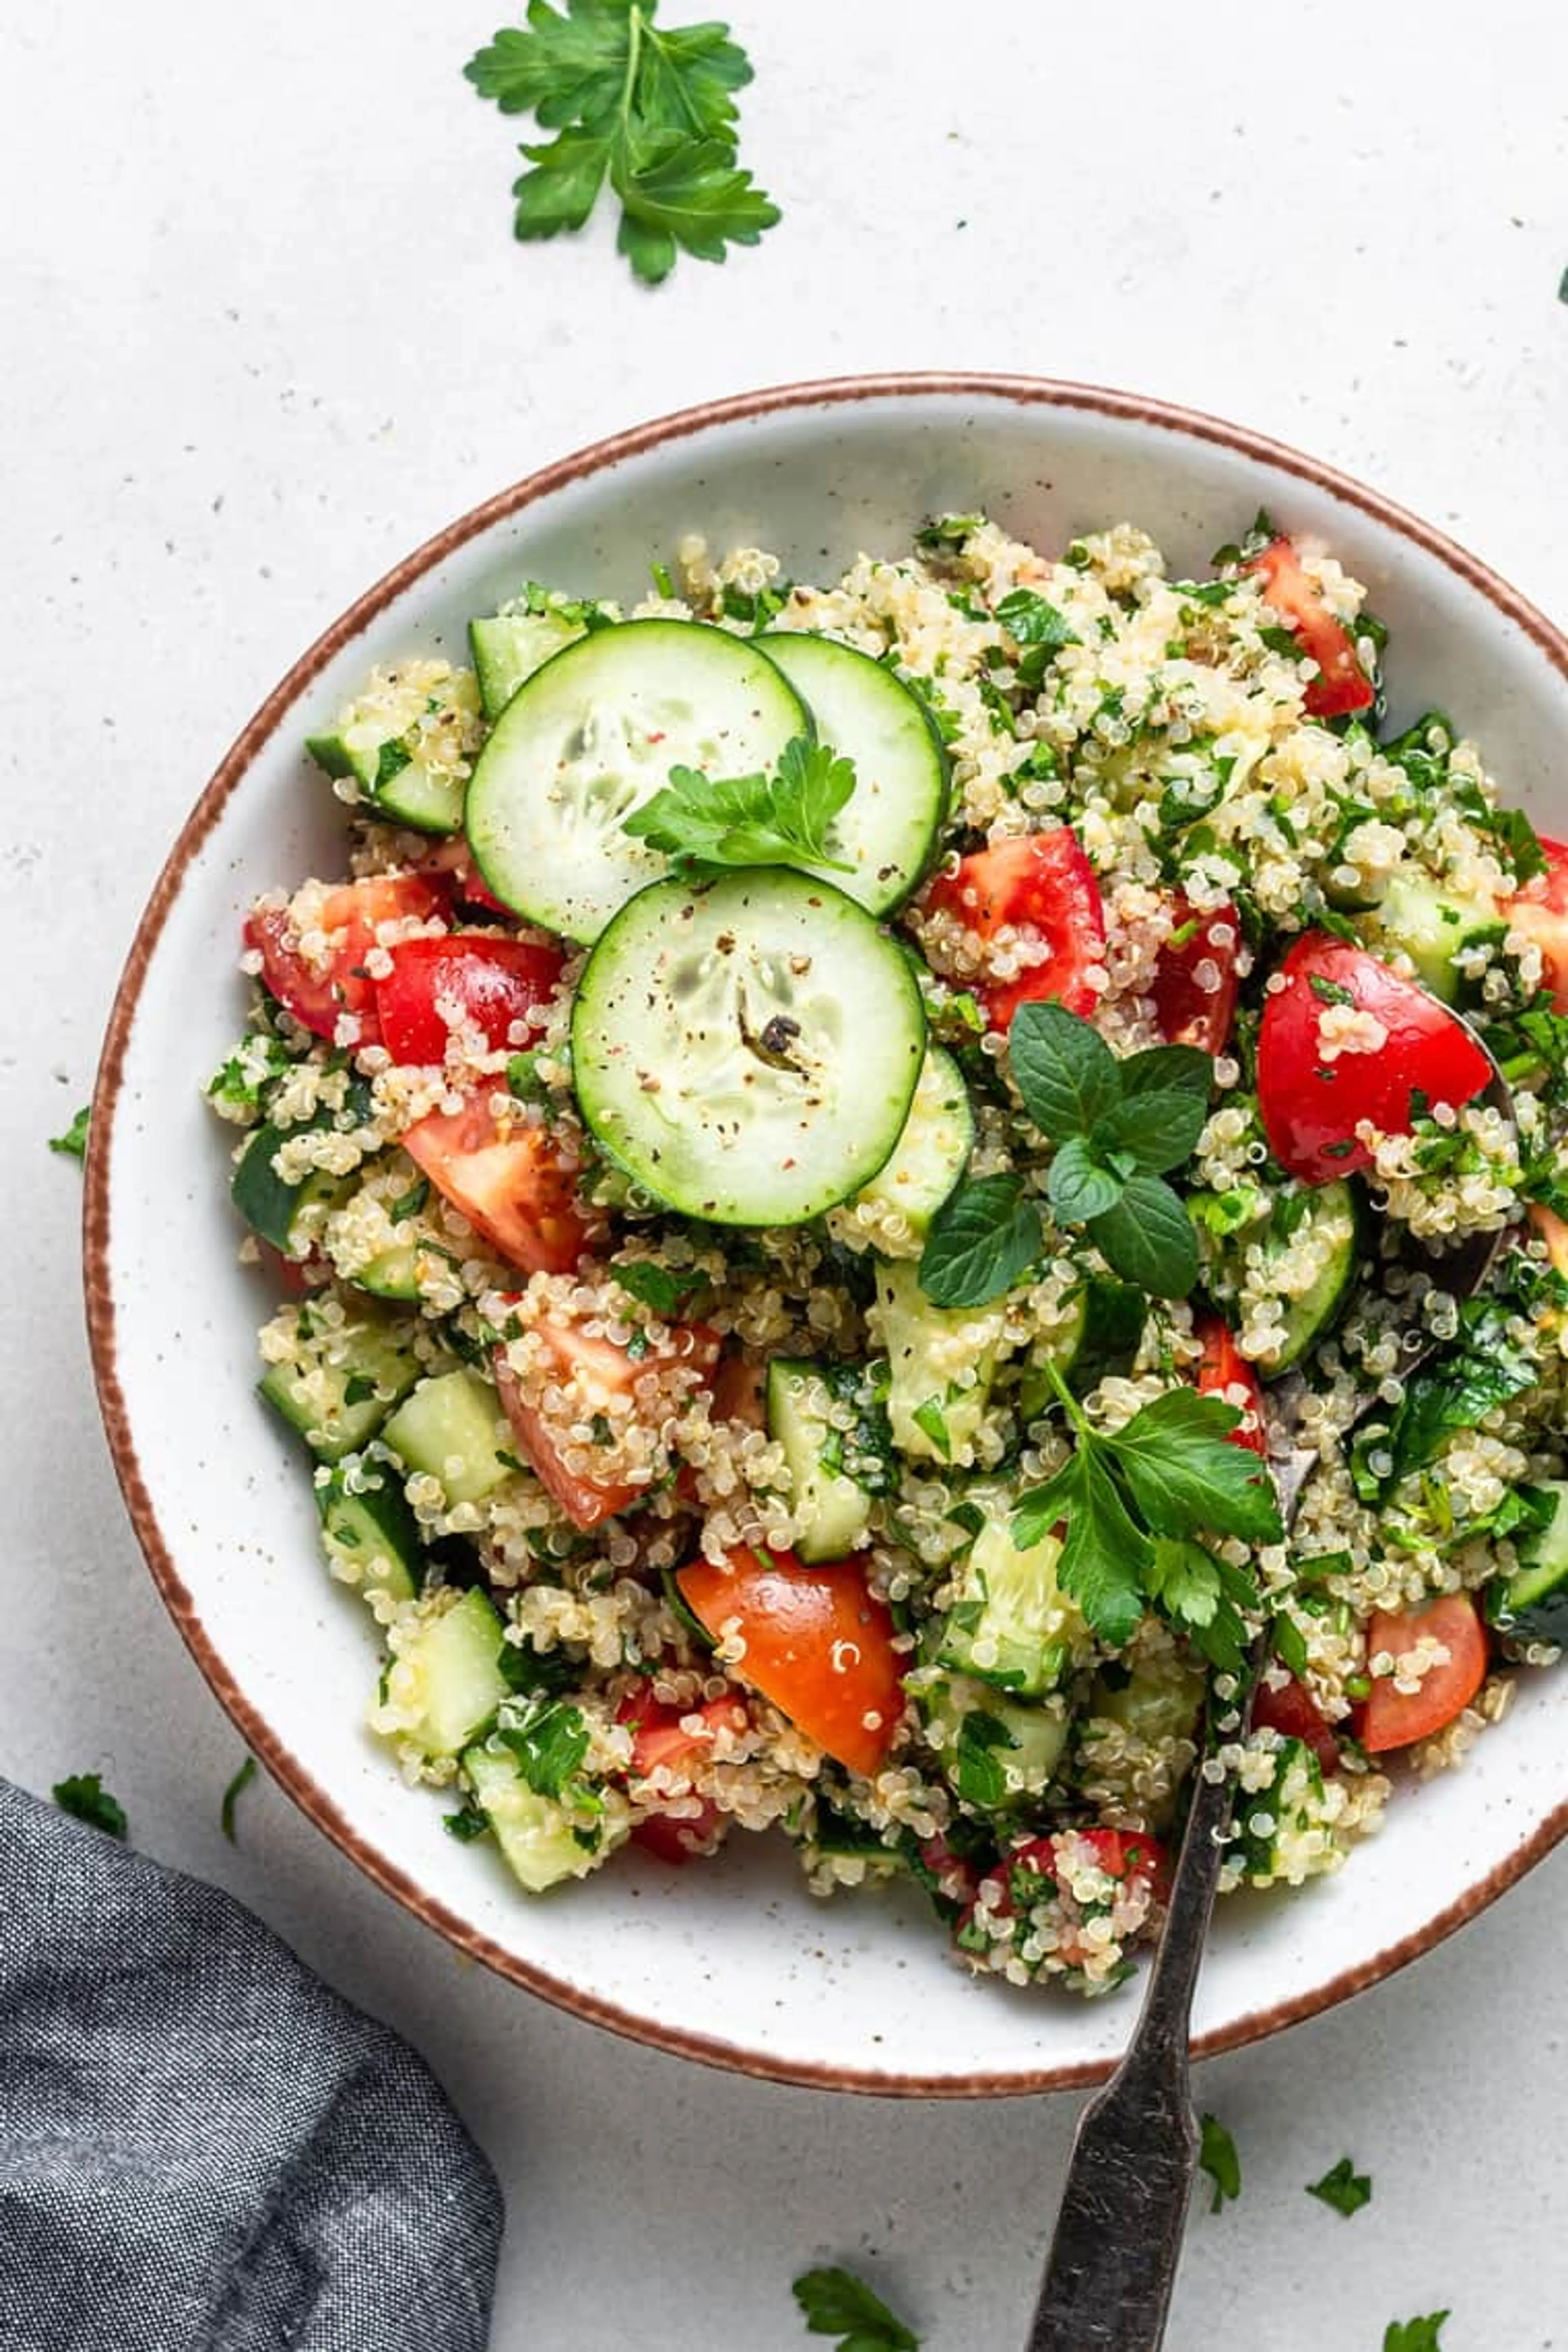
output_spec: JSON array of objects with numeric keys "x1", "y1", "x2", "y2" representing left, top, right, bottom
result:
[
  {"x1": 1014, "y1": 1448, "x2": 1149, "y2": 1646},
  {"x1": 918, "y1": 1174, "x2": 1042, "y2": 1308},
  {"x1": 1198, "y1": 2112, "x2": 1241, "y2": 2213},
  {"x1": 52, "y1": 1772, "x2": 128, "y2": 1840},
  {"x1": 1095, "y1": 1088, "x2": 1209, "y2": 1176},
  {"x1": 1115, "y1": 1042, "x2": 1214, "y2": 1102},
  {"x1": 1087, "y1": 1175, "x2": 1200, "y2": 1296},
  {"x1": 466, "y1": 2, "x2": 776, "y2": 285},
  {"x1": 1105, "y1": 1389, "x2": 1282, "y2": 1544},
  {"x1": 624, "y1": 737, "x2": 855, "y2": 874},
  {"x1": 1307, "y1": 2155, "x2": 1371, "y2": 2218},
  {"x1": 1046, "y1": 1135, "x2": 1125, "y2": 1223},
  {"x1": 1383, "y1": 2316, "x2": 1448, "y2": 2352},
  {"x1": 792, "y1": 2263, "x2": 920, "y2": 2349},
  {"x1": 1008, "y1": 1001, "x2": 1121, "y2": 1138}
]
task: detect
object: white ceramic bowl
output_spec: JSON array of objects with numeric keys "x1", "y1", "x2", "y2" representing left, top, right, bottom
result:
[{"x1": 87, "y1": 375, "x2": 1568, "y2": 2094}]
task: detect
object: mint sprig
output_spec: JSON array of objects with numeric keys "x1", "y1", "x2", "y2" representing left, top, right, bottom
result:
[
  {"x1": 624, "y1": 736, "x2": 856, "y2": 878},
  {"x1": 1012, "y1": 1362, "x2": 1280, "y2": 1656}
]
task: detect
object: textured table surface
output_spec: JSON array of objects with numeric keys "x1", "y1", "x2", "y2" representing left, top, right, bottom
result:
[{"x1": 5, "y1": 2, "x2": 1567, "y2": 2344}]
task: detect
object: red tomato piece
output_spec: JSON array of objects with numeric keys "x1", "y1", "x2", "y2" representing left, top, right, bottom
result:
[
  {"x1": 1256, "y1": 933, "x2": 1493, "y2": 1184},
  {"x1": 1252, "y1": 1672, "x2": 1339, "y2": 1773},
  {"x1": 675, "y1": 1548, "x2": 905, "y2": 1780},
  {"x1": 1503, "y1": 835, "x2": 1568, "y2": 1013},
  {"x1": 410, "y1": 834, "x2": 520, "y2": 918},
  {"x1": 632, "y1": 1805, "x2": 725, "y2": 1864},
  {"x1": 924, "y1": 826, "x2": 1106, "y2": 1034},
  {"x1": 1151, "y1": 896, "x2": 1241, "y2": 1056},
  {"x1": 1359, "y1": 1593, "x2": 1488, "y2": 1754},
  {"x1": 1192, "y1": 1313, "x2": 1268, "y2": 1456},
  {"x1": 400, "y1": 1093, "x2": 591, "y2": 1275},
  {"x1": 373, "y1": 934, "x2": 564, "y2": 1066},
  {"x1": 708, "y1": 1350, "x2": 767, "y2": 1430},
  {"x1": 493, "y1": 1310, "x2": 719, "y2": 1530},
  {"x1": 1247, "y1": 535, "x2": 1374, "y2": 719},
  {"x1": 244, "y1": 873, "x2": 446, "y2": 1045},
  {"x1": 969, "y1": 1827, "x2": 1172, "y2": 1967},
  {"x1": 616, "y1": 1690, "x2": 750, "y2": 1777}
]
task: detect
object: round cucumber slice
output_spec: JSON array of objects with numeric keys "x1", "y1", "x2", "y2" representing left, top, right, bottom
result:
[
  {"x1": 757, "y1": 632, "x2": 949, "y2": 913},
  {"x1": 464, "y1": 619, "x2": 810, "y2": 944},
  {"x1": 572, "y1": 869, "x2": 926, "y2": 1226}
]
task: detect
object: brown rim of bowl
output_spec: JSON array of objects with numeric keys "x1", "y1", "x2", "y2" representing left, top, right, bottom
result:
[{"x1": 83, "y1": 371, "x2": 1568, "y2": 2098}]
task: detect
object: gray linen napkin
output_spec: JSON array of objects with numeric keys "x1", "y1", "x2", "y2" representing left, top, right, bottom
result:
[{"x1": 0, "y1": 1775, "x2": 501, "y2": 2352}]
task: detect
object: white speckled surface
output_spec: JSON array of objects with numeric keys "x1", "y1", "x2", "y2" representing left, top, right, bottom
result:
[{"x1": 6, "y1": 2, "x2": 1568, "y2": 2345}]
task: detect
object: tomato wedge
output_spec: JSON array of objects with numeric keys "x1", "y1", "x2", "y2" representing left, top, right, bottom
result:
[
  {"x1": 1151, "y1": 896, "x2": 1241, "y2": 1056},
  {"x1": 1192, "y1": 1313, "x2": 1267, "y2": 1456},
  {"x1": 1252, "y1": 1672, "x2": 1339, "y2": 1773},
  {"x1": 1247, "y1": 535, "x2": 1374, "y2": 719},
  {"x1": 493, "y1": 1309, "x2": 719, "y2": 1530},
  {"x1": 245, "y1": 873, "x2": 446, "y2": 1044},
  {"x1": 1503, "y1": 833, "x2": 1568, "y2": 1012},
  {"x1": 675, "y1": 1548, "x2": 904, "y2": 1779},
  {"x1": 924, "y1": 826, "x2": 1105, "y2": 1034},
  {"x1": 373, "y1": 933, "x2": 564, "y2": 1066},
  {"x1": 972, "y1": 1827, "x2": 1171, "y2": 1967},
  {"x1": 617, "y1": 1689, "x2": 750, "y2": 1777},
  {"x1": 400, "y1": 1093, "x2": 591, "y2": 1274},
  {"x1": 1359, "y1": 1593, "x2": 1488, "y2": 1753},
  {"x1": 1256, "y1": 933, "x2": 1493, "y2": 1184}
]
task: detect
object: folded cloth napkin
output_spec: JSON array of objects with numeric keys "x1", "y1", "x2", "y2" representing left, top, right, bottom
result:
[{"x1": 0, "y1": 1775, "x2": 502, "y2": 2352}]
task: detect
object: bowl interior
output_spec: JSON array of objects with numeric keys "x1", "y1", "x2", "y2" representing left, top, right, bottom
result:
[{"x1": 94, "y1": 380, "x2": 1568, "y2": 2091}]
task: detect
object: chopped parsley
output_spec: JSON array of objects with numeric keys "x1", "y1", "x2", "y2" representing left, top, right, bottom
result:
[
  {"x1": 52, "y1": 1772, "x2": 128, "y2": 1840},
  {"x1": 1307, "y1": 2154, "x2": 1371, "y2": 2217},
  {"x1": 791, "y1": 2264, "x2": 920, "y2": 2349},
  {"x1": 49, "y1": 1105, "x2": 91, "y2": 1160},
  {"x1": 220, "y1": 1755, "x2": 258, "y2": 1844},
  {"x1": 1198, "y1": 2111, "x2": 1241, "y2": 2213}
]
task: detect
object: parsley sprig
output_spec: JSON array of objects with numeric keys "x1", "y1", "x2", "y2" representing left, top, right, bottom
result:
[
  {"x1": 1012, "y1": 1360, "x2": 1280, "y2": 1653},
  {"x1": 624, "y1": 737, "x2": 857, "y2": 879},
  {"x1": 465, "y1": 0, "x2": 778, "y2": 285},
  {"x1": 918, "y1": 1003, "x2": 1209, "y2": 1308},
  {"x1": 791, "y1": 2265, "x2": 920, "y2": 2350}
]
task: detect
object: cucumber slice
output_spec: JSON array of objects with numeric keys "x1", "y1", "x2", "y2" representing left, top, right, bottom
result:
[
  {"x1": 232, "y1": 1124, "x2": 354, "y2": 1254},
  {"x1": 916, "y1": 1668, "x2": 1069, "y2": 1814},
  {"x1": 755, "y1": 633, "x2": 949, "y2": 913},
  {"x1": 572, "y1": 870, "x2": 925, "y2": 1227},
  {"x1": 468, "y1": 610, "x2": 583, "y2": 719},
  {"x1": 1365, "y1": 869, "x2": 1506, "y2": 1005},
  {"x1": 258, "y1": 1309, "x2": 424, "y2": 1463},
  {"x1": 870, "y1": 1256, "x2": 1003, "y2": 1467},
  {"x1": 382, "y1": 1368, "x2": 518, "y2": 1506},
  {"x1": 1487, "y1": 1480, "x2": 1568, "y2": 1646},
  {"x1": 465, "y1": 620, "x2": 810, "y2": 943},
  {"x1": 1189, "y1": 1179, "x2": 1360, "y2": 1374},
  {"x1": 316, "y1": 1460, "x2": 421, "y2": 1606},
  {"x1": 393, "y1": 1588, "x2": 510, "y2": 1757},
  {"x1": 849, "y1": 1045, "x2": 972, "y2": 1247},
  {"x1": 305, "y1": 664, "x2": 478, "y2": 837},
  {"x1": 936, "y1": 1507, "x2": 1085, "y2": 1697},
  {"x1": 461, "y1": 1741, "x2": 624, "y2": 1891},
  {"x1": 766, "y1": 1358, "x2": 891, "y2": 1563}
]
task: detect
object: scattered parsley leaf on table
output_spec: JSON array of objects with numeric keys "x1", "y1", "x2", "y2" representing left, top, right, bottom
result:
[
  {"x1": 1307, "y1": 2155, "x2": 1372, "y2": 2217},
  {"x1": 52, "y1": 1772, "x2": 128, "y2": 1840},
  {"x1": 791, "y1": 2265, "x2": 920, "y2": 2350},
  {"x1": 1197, "y1": 2112, "x2": 1241, "y2": 2213},
  {"x1": 220, "y1": 1756, "x2": 258, "y2": 1844},
  {"x1": 1384, "y1": 2316, "x2": 1448, "y2": 2352},
  {"x1": 624, "y1": 739, "x2": 856, "y2": 878},
  {"x1": 465, "y1": 0, "x2": 778, "y2": 286},
  {"x1": 49, "y1": 1105, "x2": 91, "y2": 1160}
]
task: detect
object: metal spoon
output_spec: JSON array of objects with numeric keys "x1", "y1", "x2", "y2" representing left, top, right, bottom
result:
[{"x1": 1026, "y1": 1031, "x2": 1517, "y2": 2352}]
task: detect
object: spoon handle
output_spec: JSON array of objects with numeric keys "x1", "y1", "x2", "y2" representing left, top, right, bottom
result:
[{"x1": 1024, "y1": 1748, "x2": 1238, "y2": 2352}]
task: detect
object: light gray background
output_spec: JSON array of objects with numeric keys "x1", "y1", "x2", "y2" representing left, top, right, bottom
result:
[{"x1": 5, "y1": 3, "x2": 1567, "y2": 2345}]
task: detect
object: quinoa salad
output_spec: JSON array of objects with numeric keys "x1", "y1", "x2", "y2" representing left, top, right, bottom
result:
[{"x1": 209, "y1": 510, "x2": 1568, "y2": 1997}]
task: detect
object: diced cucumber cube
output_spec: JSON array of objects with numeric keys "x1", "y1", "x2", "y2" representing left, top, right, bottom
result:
[
  {"x1": 395, "y1": 1588, "x2": 510, "y2": 1757},
  {"x1": 461, "y1": 1741, "x2": 626, "y2": 1892},
  {"x1": 382, "y1": 1368, "x2": 517, "y2": 1505}
]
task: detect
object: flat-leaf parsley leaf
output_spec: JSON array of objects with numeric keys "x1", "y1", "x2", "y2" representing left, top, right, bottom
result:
[
  {"x1": 465, "y1": 0, "x2": 778, "y2": 286},
  {"x1": 791, "y1": 2264, "x2": 920, "y2": 2350},
  {"x1": 49, "y1": 1105, "x2": 91, "y2": 1160},
  {"x1": 624, "y1": 737, "x2": 856, "y2": 878},
  {"x1": 1383, "y1": 2316, "x2": 1448, "y2": 2352}
]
